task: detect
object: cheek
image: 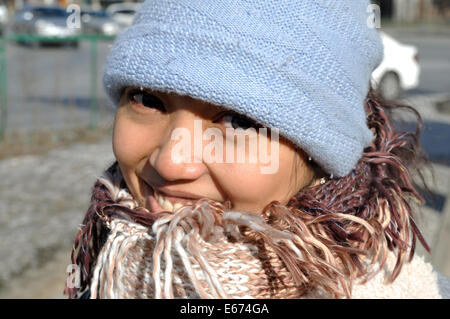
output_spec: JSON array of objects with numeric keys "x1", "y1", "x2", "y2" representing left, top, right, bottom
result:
[
  {"x1": 112, "y1": 111, "x2": 153, "y2": 167},
  {"x1": 209, "y1": 160, "x2": 294, "y2": 211},
  {"x1": 209, "y1": 144, "x2": 312, "y2": 211},
  {"x1": 223, "y1": 165, "x2": 268, "y2": 193},
  {"x1": 208, "y1": 165, "x2": 265, "y2": 211}
]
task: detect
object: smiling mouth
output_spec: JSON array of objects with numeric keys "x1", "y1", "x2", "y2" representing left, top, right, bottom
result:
[
  {"x1": 141, "y1": 181, "x2": 201, "y2": 213},
  {"x1": 152, "y1": 191, "x2": 195, "y2": 213},
  {"x1": 141, "y1": 179, "x2": 228, "y2": 214}
]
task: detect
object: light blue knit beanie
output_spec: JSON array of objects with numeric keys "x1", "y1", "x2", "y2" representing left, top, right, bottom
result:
[{"x1": 103, "y1": 0, "x2": 384, "y2": 177}]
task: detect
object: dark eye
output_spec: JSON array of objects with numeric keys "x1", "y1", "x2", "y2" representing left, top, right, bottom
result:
[
  {"x1": 127, "y1": 89, "x2": 166, "y2": 112},
  {"x1": 219, "y1": 113, "x2": 259, "y2": 130}
]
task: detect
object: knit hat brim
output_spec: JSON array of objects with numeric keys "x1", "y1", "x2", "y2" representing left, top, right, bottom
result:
[{"x1": 103, "y1": 22, "x2": 375, "y2": 177}]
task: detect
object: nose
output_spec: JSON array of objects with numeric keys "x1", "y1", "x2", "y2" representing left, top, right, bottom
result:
[{"x1": 148, "y1": 110, "x2": 207, "y2": 182}]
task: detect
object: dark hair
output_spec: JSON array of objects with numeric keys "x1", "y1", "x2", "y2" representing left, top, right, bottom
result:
[{"x1": 280, "y1": 86, "x2": 431, "y2": 293}]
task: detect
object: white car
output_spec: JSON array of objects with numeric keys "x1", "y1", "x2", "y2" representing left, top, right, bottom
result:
[
  {"x1": 106, "y1": 3, "x2": 141, "y2": 32},
  {"x1": 372, "y1": 32, "x2": 420, "y2": 100},
  {"x1": 0, "y1": 5, "x2": 8, "y2": 35}
]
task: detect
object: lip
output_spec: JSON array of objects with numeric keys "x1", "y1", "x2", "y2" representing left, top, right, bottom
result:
[
  {"x1": 156, "y1": 188, "x2": 206, "y2": 201},
  {"x1": 148, "y1": 190, "x2": 198, "y2": 214},
  {"x1": 141, "y1": 179, "x2": 210, "y2": 213},
  {"x1": 148, "y1": 193, "x2": 166, "y2": 213}
]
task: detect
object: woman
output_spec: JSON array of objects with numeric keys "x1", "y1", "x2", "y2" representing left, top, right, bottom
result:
[{"x1": 65, "y1": 0, "x2": 446, "y2": 298}]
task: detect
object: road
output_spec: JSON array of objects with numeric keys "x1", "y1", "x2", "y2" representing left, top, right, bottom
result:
[
  {"x1": 383, "y1": 26, "x2": 450, "y2": 95},
  {"x1": 381, "y1": 26, "x2": 450, "y2": 167},
  {"x1": 3, "y1": 39, "x2": 115, "y2": 133}
]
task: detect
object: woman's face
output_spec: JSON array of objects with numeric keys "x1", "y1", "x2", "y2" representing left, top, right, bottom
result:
[{"x1": 113, "y1": 87, "x2": 315, "y2": 214}]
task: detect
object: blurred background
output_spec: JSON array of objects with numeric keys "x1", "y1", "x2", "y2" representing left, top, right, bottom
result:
[{"x1": 0, "y1": 0, "x2": 449, "y2": 298}]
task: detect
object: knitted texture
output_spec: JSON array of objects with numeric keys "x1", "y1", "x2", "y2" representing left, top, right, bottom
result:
[
  {"x1": 80, "y1": 167, "x2": 442, "y2": 299},
  {"x1": 102, "y1": 0, "x2": 384, "y2": 177},
  {"x1": 89, "y1": 218, "x2": 442, "y2": 299}
]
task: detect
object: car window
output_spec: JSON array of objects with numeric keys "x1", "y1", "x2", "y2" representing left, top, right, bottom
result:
[
  {"x1": 33, "y1": 8, "x2": 68, "y2": 17},
  {"x1": 113, "y1": 10, "x2": 136, "y2": 15}
]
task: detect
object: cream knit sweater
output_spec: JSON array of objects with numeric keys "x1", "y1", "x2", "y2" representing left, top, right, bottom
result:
[{"x1": 305, "y1": 253, "x2": 442, "y2": 299}]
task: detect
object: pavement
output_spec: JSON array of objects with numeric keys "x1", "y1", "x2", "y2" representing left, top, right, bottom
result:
[
  {"x1": 383, "y1": 25, "x2": 450, "y2": 95},
  {"x1": 397, "y1": 93, "x2": 450, "y2": 166},
  {"x1": 2, "y1": 39, "x2": 115, "y2": 134},
  {"x1": 0, "y1": 136, "x2": 115, "y2": 298}
]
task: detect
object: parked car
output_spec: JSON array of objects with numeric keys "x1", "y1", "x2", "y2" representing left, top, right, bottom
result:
[
  {"x1": 372, "y1": 32, "x2": 420, "y2": 100},
  {"x1": 0, "y1": 4, "x2": 8, "y2": 36},
  {"x1": 106, "y1": 2, "x2": 141, "y2": 32},
  {"x1": 81, "y1": 9, "x2": 120, "y2": 36},
  {"x1": 11, "y1": 6, "x2": 81, "y2": 47}
]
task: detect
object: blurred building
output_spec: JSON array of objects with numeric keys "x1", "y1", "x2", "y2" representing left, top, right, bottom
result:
[{"x1": 374, "y1": 0, "x2": 450, "y2": 22}]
